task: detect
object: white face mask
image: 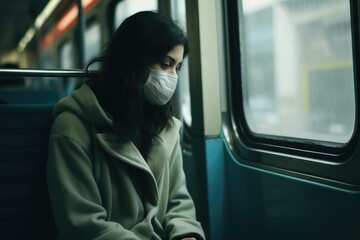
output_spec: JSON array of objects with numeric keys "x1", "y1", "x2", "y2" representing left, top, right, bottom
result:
[{"x1": 143, "y1": 67, "x2": 178, "y2": 105}]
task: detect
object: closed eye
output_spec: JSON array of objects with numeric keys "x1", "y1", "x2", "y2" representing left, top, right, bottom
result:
[
  {"x1": 176, "y1": 63, "x2": 182, "y2": 71},
  {"x1": 159, "y1": 56, "x2": 183, "y2": 72},
  {"x1": 160, "y1": 63, "x2": 171, "y2": 69}
]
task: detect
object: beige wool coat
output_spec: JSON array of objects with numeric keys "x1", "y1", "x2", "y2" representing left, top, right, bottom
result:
[{"x1": 47, "y1": 84, "x2": 205, "y2": 240}]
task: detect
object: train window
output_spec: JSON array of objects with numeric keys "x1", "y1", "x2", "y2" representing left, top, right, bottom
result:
[
  {"x1": 171, "y1": 0, "x2": 192, "y2": 126},
  {"x1": 39, "y1": 48, "x2": 56, "y2": 70},
  {"x1": 60, "y1": 39, "x2": 76, "y2": 69},
  {"x1": 114, "y1": 0, "x2": 158, "y2": 29},
  {"x1": 85, "y1": 21, "x2": 101, "y2": 64},
  {"x1": 60, "y1": 38, "x2": 79, "y2": 96},
  {"x1": 238, "y1": 0, "x2": 355, "y2": 144}
]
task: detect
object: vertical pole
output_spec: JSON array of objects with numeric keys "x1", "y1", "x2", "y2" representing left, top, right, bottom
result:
[{"x1": 76, "y1": 0, "x2": 86, "y2": 68}]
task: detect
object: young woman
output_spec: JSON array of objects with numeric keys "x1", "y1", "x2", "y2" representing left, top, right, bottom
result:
[{"x1": 47, "y1": 11, "x2": 205, "y2": 240}]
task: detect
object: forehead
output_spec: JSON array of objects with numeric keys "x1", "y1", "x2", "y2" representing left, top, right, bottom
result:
[{"x1": 166, "y1": 45, "x2": 184, "y2": 63}]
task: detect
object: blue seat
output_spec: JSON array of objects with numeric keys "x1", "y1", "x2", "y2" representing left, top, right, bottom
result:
[
  {"x1": 0, "y1": 88, "x2": 60, "y2": 104},
  {"x1": 0, "y1": 104, "x2": 57, "y2": 239}
]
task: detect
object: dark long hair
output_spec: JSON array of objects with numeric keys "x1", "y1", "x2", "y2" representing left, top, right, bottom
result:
[{"x1": 86, "y1": 11, "x2": 189, "y2": 158}]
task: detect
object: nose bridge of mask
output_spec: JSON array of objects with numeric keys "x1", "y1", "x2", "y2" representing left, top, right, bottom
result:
[
  {"x1": 146, "y1": 67, "x2": 178, "y2": 92},
  {"x1": 147, "y1": 66, "x2": 178, "y2": 78}
]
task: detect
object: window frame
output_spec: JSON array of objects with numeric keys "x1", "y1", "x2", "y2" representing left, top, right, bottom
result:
[
  {"x1": 223, "y1": 0, "x2": 360, "y2": 189},
  {"x1": 227, "y1": 0, "x2": 360, "y2": 162}
]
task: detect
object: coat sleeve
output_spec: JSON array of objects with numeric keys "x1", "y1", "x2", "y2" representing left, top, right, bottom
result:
[
  {"x1": 47, "y1": 134, "x2": 144, "y2": 240},
  {"x1": 163, "y1": 135, "x2": 206, "y2": 240}
]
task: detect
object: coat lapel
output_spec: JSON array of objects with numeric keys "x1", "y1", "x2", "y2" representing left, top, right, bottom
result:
[
  {"x1": 94, "y1": 119, "x2": 181, "y2": 206},
  {"x1": 95, "y1": 133, "x2": 151, "y2": 173}
]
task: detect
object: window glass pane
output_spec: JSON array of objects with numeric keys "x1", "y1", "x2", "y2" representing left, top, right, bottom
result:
[
  {"x1": 114, "y1": 0, "x2": 158, "y2": 29},
  {"x1": 239, "y1": 0, "x2": 355, "y2": 143},
  {"x1": 60, "y1": 40, "x2": 75, "y2": 69},
  {"x1": 171, "y1": 0, "x2": 192, "y2": 126},
  {"x1": 39, "y1": 48, "x2": 55, "y2": 69},
  {"x1": 85, "y1": 21, "x2": 101, "y2": 64},
  {"x1": 60, "y1": 39, "x2": 79, "y2": 96}
]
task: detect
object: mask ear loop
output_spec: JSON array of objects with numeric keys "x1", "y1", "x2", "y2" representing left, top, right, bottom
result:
[{"x1": 142, "y1": 65, "x2": 152, "y2": 85}]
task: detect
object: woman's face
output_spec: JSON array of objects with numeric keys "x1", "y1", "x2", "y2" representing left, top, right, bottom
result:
[{"x1": 149, "y1": 44, "x2": 184, "y2": 74}]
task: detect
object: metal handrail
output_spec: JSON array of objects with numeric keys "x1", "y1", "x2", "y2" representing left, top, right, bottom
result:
[{"x1": 0, "y1": 69, "x2": 99, "y2": 78}]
